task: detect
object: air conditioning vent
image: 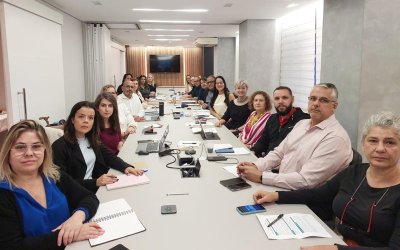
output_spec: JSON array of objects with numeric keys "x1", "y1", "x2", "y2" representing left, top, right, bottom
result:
[{"x1": 194, "y1": 37, "x2": 218, "y2": 47}]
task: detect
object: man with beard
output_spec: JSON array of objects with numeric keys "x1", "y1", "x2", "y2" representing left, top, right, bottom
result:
[
  {"x1": 237, "y1": 83, "x2": 353, "y2": 190},
  {"x1": 251, "y1": 86, "x2": 310, "y2": 157}
]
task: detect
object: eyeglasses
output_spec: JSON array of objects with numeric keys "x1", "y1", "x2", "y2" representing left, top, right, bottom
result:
[
  {"x1": 12, "y1": 143, "x2": 45, "y2": 155},
  {"x1": 308, "y1": 96, "x2": 336, "y2": 104}
]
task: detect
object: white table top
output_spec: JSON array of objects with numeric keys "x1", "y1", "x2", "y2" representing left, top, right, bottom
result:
[{"x1": 66, "y1": 105, "x2": 344, "y2": 250}]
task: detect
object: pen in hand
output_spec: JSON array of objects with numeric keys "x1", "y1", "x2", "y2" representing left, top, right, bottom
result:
[{"x1": 267, "y1": 214, "x2": 284, "y2": 227}]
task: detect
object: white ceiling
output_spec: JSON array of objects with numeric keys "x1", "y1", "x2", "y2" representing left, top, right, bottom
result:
[{"x1": 43, "y1": 0, "x2": 316, "y2": 47}]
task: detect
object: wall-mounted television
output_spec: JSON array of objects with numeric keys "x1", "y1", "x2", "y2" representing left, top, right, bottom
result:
[{"x1": 149, "y1": 55, "x2": 181, "y2": 73}]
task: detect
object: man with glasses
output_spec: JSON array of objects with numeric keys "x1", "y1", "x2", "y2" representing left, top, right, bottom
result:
[
  {"x1": 251, "y1": 86, "x2": 310, "y2": 157},
  {"x1": 237, "y1": 83, "x2": 353, "y2": 190},
  {"x1": 198, "y1": 75, "x2": 215, "y2": 109}
]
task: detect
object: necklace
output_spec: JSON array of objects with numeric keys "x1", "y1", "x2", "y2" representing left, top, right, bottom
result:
[
  {"x1": 235, "y1": 96, "x2": 248, "y2": 105},
  {"x1": 339, "y1": 175, "x2": 390, "y2": 233}
]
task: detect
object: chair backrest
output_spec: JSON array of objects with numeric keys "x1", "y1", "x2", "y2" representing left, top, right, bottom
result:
[
  {"x1": 44, "y1": 127, "x2": 64, "y2": 145},
  {"x1": 349, "y1": 148, "x2": 362, "y2": 166}
]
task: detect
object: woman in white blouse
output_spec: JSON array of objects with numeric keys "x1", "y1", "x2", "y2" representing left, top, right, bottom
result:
[{"x1": 209, "y1": 76, "x2": 235, "y2": 119}]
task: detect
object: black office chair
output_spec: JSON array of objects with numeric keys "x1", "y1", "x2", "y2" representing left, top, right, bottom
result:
[{"x1": 349, "y1": 148, "x2": 362, "y2": 167}]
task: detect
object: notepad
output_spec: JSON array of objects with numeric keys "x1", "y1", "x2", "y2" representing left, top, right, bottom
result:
[
  {"x1": 256, "y1": 213, "x2": 331, "y2": 240},
  {"x1": 106, "y1": 174, "x2": 150, "y2": 190},
  {"x1": 89, "y1": 199, "x2": 146, "y2": 246}
]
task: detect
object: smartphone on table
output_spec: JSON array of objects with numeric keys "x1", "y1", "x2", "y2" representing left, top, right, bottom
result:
[{"x1": 236, "y1": 204, "x2": 266, "y2": 215}]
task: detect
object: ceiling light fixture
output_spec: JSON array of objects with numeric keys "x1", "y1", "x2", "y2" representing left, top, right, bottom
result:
[
  {"x1": 287, "y1": 3, "x2": 299, "y2": 8},
  {"x1": 148, "y1": 34, "x2": 190, "y2": 37},
  {"x1": 133, "y1": 8, "x2": 208, "y2": 12},
  {"x1": 140, "y1": 20, "x2": 200, "y2": 24},
  {"x1": 150, "y1": 38, "x2": 187, "y2": 41},
  {"x1": 144, "y1": 29, "x2": 194, "y2": 32}
]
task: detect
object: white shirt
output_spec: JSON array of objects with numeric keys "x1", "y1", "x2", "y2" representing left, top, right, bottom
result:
[
  {"x1": 213, "y1": 94, "x2": 227, "y2": 117},
  {"x1": 117, "y1": 93, "x2": 144, "y2": 117},
  {"x1": 77, "y1": 137, "x2": 96, "y2": 180},
  {"x1": 117, "y1": 103, "x2": 136, "y2": 132}
]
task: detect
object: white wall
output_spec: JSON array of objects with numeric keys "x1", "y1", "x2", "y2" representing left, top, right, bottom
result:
[
  {"x1": 61, "y1": 12, "x2": 85, "y2": 113},
  {"x1": 1, "y1": 0, "x2": 66, "y2": 123},
  {"x1": 103, "y1": 25, "x2": 112, "y2": 86}
]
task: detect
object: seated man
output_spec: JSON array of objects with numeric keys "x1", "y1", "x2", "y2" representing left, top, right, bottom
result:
[
  {"x1": 199, "y1": 75, "x2": 215, "y2": 109},
  {"x1": 237, "y1": 83, "x2": 353, "y2": 190},
  {"x1": 251, "y1": 86, "x2": 310, "y2": 157},
  {"x1": 117, "y1": 80, "x2": 144, "y2": 122}
]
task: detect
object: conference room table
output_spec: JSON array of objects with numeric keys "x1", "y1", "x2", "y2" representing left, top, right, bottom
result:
[{"x1": 67, "y1": 102, "x2": 345, "y2": 250}]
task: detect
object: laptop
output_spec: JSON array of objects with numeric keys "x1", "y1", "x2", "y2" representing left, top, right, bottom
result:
[{"x1": 136, "y1": 125, "x2": 169, "y2": 153}]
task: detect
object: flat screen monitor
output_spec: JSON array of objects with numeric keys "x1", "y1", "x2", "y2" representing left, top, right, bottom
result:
[{"x1": 149, "y1": 55, "x2": 181, "y2": 73}]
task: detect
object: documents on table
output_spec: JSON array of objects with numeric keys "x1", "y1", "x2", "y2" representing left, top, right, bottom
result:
[
  {"x1": 106, "y1": 173, "x2": 150, "y2": 190},
  {"x1": 89, "y1": 199, "x2": 146, "y2": 246},
  {"x1": 256, "y1": 213, "x2": 331, "y2": 239},
  {"x1": 185, "y1": 121, "x2": 214, "y2": 127},
  {"x1": 223, "y1": 165, "x2": 239, "y2": 177}
]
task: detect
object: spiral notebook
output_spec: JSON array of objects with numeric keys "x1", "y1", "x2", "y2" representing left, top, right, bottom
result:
[{"x1": 89, "y1": 198, "x2": 146, "y2": 246}]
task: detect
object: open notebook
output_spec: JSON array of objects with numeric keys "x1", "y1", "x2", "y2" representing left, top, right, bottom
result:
[
  {"x1": 89, "y1": 198, "x2": 146, "y2": 246},
  {"x1": 106, "y1": 173, "x2": 150, "y2": 190}
]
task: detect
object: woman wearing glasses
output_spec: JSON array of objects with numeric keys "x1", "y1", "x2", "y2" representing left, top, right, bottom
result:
[
  {"x1": 0, "y1": 120, "x2": 103, "y2": 249},
  {"x1": 52, "y1": 101, "x2": 143, "y2": 193},
  {"x1": 253, "y1": 112, "x2": 400, "y2": 249}
]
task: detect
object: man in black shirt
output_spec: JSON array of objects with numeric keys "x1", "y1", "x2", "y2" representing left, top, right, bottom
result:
[{"x1": 251, "y1": 86, "x2": 310, "y2": 157}]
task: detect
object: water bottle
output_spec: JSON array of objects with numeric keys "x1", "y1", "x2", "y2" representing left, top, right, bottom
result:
[{"x1": 159, "y1": 102, "x2": 164, "y2": 116}]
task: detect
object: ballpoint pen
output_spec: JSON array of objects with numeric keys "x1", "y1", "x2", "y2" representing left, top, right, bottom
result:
[
  {"x1": 267, "y1": 214, "x2": 284, "y2": 227},
  {"x1": 166, "y1": 193, "x2": 189, "y2": 196}
]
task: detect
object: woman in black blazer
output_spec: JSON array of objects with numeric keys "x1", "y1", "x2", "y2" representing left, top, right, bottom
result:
[{"x1": 52, "y1": 101, "x2": 143, "y2": 193}]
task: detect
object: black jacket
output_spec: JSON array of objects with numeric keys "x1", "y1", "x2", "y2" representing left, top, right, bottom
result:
[
  {"x1": 251, "y1": 108, "x2": 310, "y2": 157},
  {"x1": 52, "y1": 137, "x2": 131, "y2": 193},
  {"x1": 0, "y1": 172, "x2": 99, "y2": 250}
]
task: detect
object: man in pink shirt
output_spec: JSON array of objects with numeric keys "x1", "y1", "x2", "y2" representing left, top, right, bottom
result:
[{"x1": 237, "y1": 83, "x2": 353, "y2": 190}]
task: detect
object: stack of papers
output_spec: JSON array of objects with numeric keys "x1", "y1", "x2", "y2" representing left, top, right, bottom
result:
[{"x1": 256, "y1": 213, "x2": 331, "y2": 239}]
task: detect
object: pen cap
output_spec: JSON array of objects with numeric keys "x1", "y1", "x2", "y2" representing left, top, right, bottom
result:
[{"x1": 159, "y1": 102, "x2": 164, "y2": 116}]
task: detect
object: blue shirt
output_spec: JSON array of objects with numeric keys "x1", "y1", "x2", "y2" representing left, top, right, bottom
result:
[{"x1": 0, "y1": 176, "x2": 70, "y2": 237}]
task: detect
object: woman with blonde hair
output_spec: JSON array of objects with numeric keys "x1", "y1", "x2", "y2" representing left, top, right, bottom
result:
[{"x1": 0, "y1": 120, "x2": 103, "y2": 249}]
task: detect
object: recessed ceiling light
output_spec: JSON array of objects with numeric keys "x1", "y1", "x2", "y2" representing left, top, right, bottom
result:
[
  {"x1": 144, "y1": 29, "x2": 194, "y2": 32},
  {"x1": 140, "y1": 20, "x2": 201, "y2": 24},
  {"x1": 150, "y1": 38, "x2": 187, "y2": 41},
  {"x1": 287, "y1": 3, "x2": 299, "y2": 8},
  {"x1": 148, "y1": 34, "x2": 190, "y2": 37},
  {"x1": 133, "y1": 8, "x2": 208, "y2": 12}
]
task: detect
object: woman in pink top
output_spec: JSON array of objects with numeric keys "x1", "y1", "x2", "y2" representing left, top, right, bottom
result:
[
  {"x1": 95, "y1": 93, "x2": 123, "y2": 155},
  {"x1": 240, "y1": 91, "x2": 272, "y2": 148}
]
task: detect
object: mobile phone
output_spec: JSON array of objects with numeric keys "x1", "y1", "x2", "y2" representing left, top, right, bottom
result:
[
  {"x1": 236, "y1": 204, "x2": 266, "y2": 215},
  {"x1": 161, "y1": 205, "x2": 177, "y2": 214}
]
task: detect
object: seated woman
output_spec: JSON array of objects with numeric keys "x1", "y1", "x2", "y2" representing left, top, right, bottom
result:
[
  {"x1": 0, "y1": 120, "x2": 103, "y2": 249},
  {"x1": 253, "y1": 111, "x2": 400, "y2": 249},
  {"x1": 209, "y1": 76, "x2": 235, "y2": 119},
  {"x1": 138, "y1": 75, "x2": 151, "y2": 99},
  {"x1": 147, "y1": 74, "x2": 157, "y2": 97},
  {"x1": 52, "y1": 101, "x2": 143, "y2": 193},
  {"x1": 215, "y1": 80, "x2": 252, "y2": 134},
  {"x1": 101, "y1": 85, "x2": 136, "y2": 139},
  {"x1": 239, "y1": 91, "x2": 272, "y2": 148},
  {"x1": 95, "y1": 93, "x2": 123, "y2": 155}
]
